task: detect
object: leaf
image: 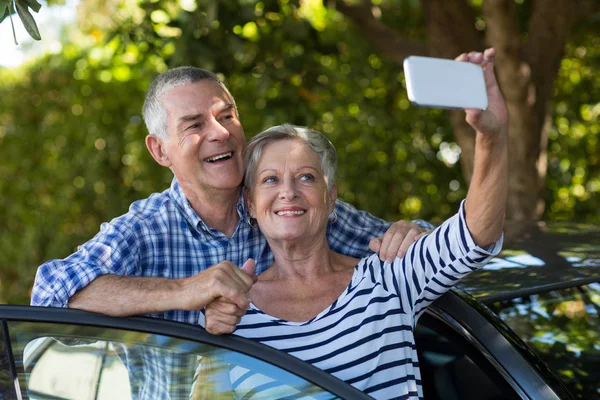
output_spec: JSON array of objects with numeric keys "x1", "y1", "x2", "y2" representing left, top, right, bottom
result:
[
  {"x1": 19, "y1": 0, "x2": 41, "y2": 13},
  {"x1": 15, "y1": 0, "x2": 41, "y2": 40},
  {"x1": 0, "y1": 1, "x2": 10, "y2": 24}
]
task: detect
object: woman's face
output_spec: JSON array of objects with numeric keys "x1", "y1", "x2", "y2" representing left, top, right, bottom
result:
[{"x1": 248, "y1": 139, "x2": 336, "y2": 243}]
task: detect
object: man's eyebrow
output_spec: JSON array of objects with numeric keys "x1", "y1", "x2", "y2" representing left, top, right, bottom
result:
[
  {"x1": 220, "y1": 103, "x2": 236, "y2": 113},
  {"x1": 179, "y1": 113, "x2": 203, "y2": 123}
]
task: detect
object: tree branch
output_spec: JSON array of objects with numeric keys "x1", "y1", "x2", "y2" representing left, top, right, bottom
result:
[
  {"x1": 331, "y1": 0, "x2": 427, "y2": 63},
  {"x1": 420, "y1": 0, "x2": 482, "y2": 59}
]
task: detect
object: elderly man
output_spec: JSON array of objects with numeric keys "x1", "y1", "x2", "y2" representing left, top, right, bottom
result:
[{"x1": 31, "y1": 67, "x2": 431, "y2": 328}]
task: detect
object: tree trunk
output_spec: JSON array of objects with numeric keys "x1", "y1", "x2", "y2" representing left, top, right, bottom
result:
[{"x1": 332, "y1": 0, "x2": 596, "y2": 220}]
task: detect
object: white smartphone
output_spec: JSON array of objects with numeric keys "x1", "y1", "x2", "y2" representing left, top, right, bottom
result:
[{"x1": 403, "y1": 56, "x2": 488, "y2": 110}]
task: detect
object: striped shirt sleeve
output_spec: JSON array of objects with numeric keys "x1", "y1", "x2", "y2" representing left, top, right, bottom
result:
[{"x1": 389, "y1": 200, "x2": 503, "y2": 322}]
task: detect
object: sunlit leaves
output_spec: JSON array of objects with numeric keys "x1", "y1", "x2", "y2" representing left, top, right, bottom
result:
[{"x1": 1, "y1": 0, "x2": 42, "y2": 42}]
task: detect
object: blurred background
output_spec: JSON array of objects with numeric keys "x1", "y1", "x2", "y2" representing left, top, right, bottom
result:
[{"x1": 0, "y1": 0, "x2": 599, "y2": 304}]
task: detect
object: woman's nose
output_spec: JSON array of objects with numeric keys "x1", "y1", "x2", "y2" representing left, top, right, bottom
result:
[{"x1": 278, "y1": 179, "x2": 298, "y2": 200}]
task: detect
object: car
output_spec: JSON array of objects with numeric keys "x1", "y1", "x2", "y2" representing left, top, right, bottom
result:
[{"x1": 0, "y1": 221, "x2": 598, "y2": 399}]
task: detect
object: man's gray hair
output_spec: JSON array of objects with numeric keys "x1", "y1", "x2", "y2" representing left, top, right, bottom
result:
[
  {"x1": 243, "y1": 124, "x2": 337, "y2": 191},
  {"x1": 142, "y1": 67, "x2": 230, "y2": 139}
]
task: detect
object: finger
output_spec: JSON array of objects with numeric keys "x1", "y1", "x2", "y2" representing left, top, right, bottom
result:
[
  {"x1": 384, "y1": 231, "x2": 409, "y2": 263},
  {"x1": 385, "y1": 224, "x2": 420, "y2": 260},
  {"x1": 217, "y1": 261, "x2": 256, "y2": 292},
  {"x1": 211, "y1": 261, "x2": 248, "y2": 289},
  {"x1": 369, "y1": 237, "x2": 382, "y2": 253},
  {"x1": 397, "y1": 227, "x2": 422, "y2": 259},
  {"x1": 220, "y1": 284, "x2": 251, "y2": 309},
  {"x1": 209, "y1": 276, "x2": 250, "y2": 310},
  {"x1": 205, "y1": 317, "x2": 239, "y2": 335},
  {"x1": 206, "y1": 306, "x2": 245, "y2": 324},
  {"x1": 379, "y1": 221, "x2": 410, "y2": 262},
  {"x1": 207, "y1": 299, "x2": 247, "y2": 317},
  {"x1": 455, "y1": 52, "x2": 468, "y2": 62},
  {"x1": 240, "y1": 258, "x2": 258, "y2": 283}
]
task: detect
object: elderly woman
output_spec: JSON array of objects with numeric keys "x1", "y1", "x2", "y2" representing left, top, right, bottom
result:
[{"x1": 200, "y1": 48, "x2": 508, "y2": 399}]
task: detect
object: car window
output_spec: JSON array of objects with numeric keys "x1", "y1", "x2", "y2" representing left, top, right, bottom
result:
[
  {"x1": 415, "y1": 314, "x2": 521, "y2": 400},
  {"x1": 490, "y1": 282, "x2": 600, "y2": 400},
  {"x1": 6, "y1": 321, "x2": 341, "y2": 400}
]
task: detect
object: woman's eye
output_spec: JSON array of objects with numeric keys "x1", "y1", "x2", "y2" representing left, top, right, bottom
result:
[
  {"x1": 299, "y1": 174, "x2": 314, "y2": 181},
  {"x1": 263, "y1": 176, "x2": 278, "y2": 183}
]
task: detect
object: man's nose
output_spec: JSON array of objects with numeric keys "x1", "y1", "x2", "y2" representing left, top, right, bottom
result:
[{"x1": 206, "y1": 119, "x2": 231, "y2": 141}]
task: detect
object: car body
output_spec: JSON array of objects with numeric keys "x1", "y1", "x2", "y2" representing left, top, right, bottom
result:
[{"x1": 0, "y1": 221, "x2": 598, "y2": 399}]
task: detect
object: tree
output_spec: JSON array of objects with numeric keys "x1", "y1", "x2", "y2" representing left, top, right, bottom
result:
[{"x1": 331, "y1": 0, "x2": 600, "y2": 220}]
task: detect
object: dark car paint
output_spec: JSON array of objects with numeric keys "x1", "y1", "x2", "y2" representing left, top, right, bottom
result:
[
  {"x1": 457, "y1": 221, "x2": 600, "y2": 302},
  {"x1": 431, "y1": 290, "x2": 574, "y2": 400}
]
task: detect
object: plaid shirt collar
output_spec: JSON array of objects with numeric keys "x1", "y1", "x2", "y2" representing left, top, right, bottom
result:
[{"x1": 167, "y1": 177, "x2": 247, "y2": 235}]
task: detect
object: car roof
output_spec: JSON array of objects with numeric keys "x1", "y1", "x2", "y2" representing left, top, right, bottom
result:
[{"x1": 455, "y1": 221, "x2": 600, "y2": 304}]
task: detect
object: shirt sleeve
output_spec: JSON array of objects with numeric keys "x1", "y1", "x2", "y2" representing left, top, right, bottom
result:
[
  {"x1": 326, "y1": 200, "x2": 392, "y2": 259},
  {"x1": 327, "y1": 200, "x2": 436, "y2": 259},
  {"x1": 30, "y1": 220, "x2": 141, "y2": 308},
  {"x1": 390, "y1": 200, "x2": 503, "y2": 322}
]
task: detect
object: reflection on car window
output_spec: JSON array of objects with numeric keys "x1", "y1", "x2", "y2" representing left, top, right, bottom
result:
[
  {"x1": 490, "y1": 283, "x2": 600, "y2": 400},
  {"x1": 415, "y1": 314, "x2": 520, "y2": 400},
  {"x1": 7, "y1": 321, "x2": 339, "y2": 400}
]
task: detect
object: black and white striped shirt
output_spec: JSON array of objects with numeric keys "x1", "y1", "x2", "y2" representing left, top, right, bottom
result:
[{"x1": 201, "y1": 201, "x2": 503, "y2": 399}]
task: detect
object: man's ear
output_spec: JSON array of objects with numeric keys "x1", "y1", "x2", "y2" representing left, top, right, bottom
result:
[
  {"x1": 243, "y1": 187, "x2": 253, "y2": 215},
  {"x1": 146, "y1": 135, "x2": 172, "y2": 168}
]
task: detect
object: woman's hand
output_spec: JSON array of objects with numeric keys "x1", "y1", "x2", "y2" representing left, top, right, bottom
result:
[{"x1": 456, "y1": 48, "x2": 508, "y2": 137}]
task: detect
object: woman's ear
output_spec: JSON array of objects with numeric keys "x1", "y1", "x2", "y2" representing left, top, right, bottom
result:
[
  {"x1": 329, "y1": 184, "x2": 338, "y2": 213},
  {"x1": 146, "y1": 135, "x2": 172, "y2": 168}
]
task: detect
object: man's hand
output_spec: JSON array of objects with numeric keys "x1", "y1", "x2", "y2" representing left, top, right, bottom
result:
[
  {"x1": 203, "y1": 259, "x2": 256, "y2": 335},
  {"x1": 180, "y1": 258, "x2": 256, "y2": 313},
  {"x1": 369, "y1": 221, "x2": 429, "y2": 263}
]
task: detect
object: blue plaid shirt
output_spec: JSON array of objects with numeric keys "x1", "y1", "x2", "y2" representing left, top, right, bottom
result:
[{"x1": 31, "y1": 178, "x2": 432, "y2": 324}]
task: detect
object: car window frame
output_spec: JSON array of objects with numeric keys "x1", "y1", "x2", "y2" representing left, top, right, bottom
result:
[
  {"x1": 427, "y1": 290, "x2": 574, "y2": 400},
  {"x1": 0, "y1": 305, "x2": 372, "y2": 400}
]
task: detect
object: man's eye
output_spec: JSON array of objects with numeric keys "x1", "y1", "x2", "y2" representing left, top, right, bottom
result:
[
  {"x1": 221, "y1": 114, "x2": 234, "y2": 121},
  {"x1": 299, "y1": 174, "x2": 314, "y2": 181},
  {"x1": 187, "y1": 123, "x2": 202, "y2": 130}
]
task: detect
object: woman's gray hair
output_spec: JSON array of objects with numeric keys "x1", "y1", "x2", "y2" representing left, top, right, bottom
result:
[
  {"x1": 244, "y1": 124, "x2": 337, "y2": 191},
  {"x1": 142, "y1": 67, "x2": 233, "y2": 139}
]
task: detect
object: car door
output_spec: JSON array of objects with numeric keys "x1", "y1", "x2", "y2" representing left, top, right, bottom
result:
[
  {"x1": 0, "y1": 305, "x2": 372, "y2": 400},
  {"x1": 415, "y1": 291, "x2": 574, "y2": 400}
]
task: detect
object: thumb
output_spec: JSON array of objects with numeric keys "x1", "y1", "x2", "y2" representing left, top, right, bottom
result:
[
  {"x1": 369, "y1": 237, "x2": 382, "y2": 253},
  {"x1": 241, "y1": 258, "x2": 257, "y2": 282}
]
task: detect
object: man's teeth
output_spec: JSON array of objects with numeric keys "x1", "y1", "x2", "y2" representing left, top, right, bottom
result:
[
  {"x1": 205, "y1": 152, "x2": 232, "y2": 162},
  {"x1": 276, "y1": 210, "x2": 305, "y2": 216}
]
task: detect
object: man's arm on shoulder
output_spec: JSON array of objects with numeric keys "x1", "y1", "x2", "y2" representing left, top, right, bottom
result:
[{"x1": 327, "y1": 200, "x2": 435, "y2": 260}]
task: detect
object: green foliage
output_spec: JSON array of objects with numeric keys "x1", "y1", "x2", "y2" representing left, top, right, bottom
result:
[
  {"x1": 1, "y1": 0, "x2": 42, "y2": 43},
  {"x1": 545, "y1": 20, "x2": 600, "y2": 222},
  {"x1": 0, "y1": 0, "x2": 598, "y2": 304}
]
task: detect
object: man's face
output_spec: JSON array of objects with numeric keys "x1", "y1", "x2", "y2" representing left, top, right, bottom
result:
[{"x1": 160, "y1": 80, "x2": 246, "y2": 194}]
